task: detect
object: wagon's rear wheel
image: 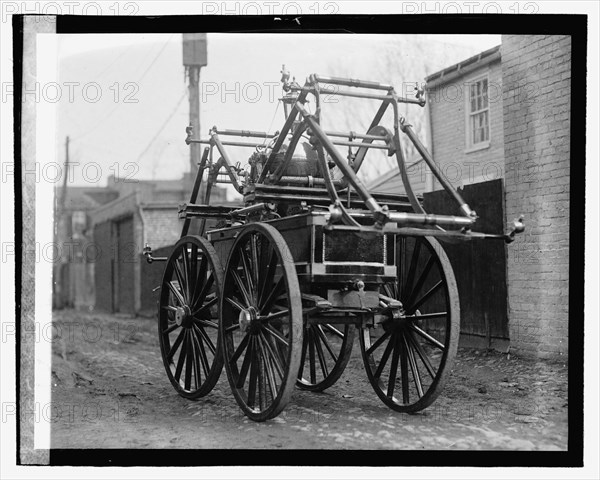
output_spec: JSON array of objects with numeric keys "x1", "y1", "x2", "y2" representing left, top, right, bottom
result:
[
  {"x1": 297, "y1": 320, "x2": 355, "y2": 391},
  {"x1": 158, "y1": 235, "x2": 223, "y2": 399},
  {"x1": 220, "y1": 223, "x2": 303, "y2": 421},
  {"x1": 360, "y1": 236, "x2": 459, "y2": 412}
]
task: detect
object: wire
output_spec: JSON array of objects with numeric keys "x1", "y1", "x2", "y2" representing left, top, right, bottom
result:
[
  {"x1": 136, "y1": 34, "x2": 174, "y2": 84},
  {"x1": 134, "y1": 88, "x2": 188, "y2": 164},
  {"x1": 93, "y1": 42, "x2": 135, "y2": 79},
  {"x1": 71, "y1": 34, "x2": 176, "y2": 143},
  {"x1": 260, "y1": 100, "x2": 281, "y2": 148}
]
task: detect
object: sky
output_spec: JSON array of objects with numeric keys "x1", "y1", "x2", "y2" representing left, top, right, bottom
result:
[{"x1": 58, "y1": 33, "x2": 501, "y2": 59}]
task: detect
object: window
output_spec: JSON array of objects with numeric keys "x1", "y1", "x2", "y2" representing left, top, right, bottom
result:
[{"x1": 466, "y1": 77, "x2": 490, "y2": 149}]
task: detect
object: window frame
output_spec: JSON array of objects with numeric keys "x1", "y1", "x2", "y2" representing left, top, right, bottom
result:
[{"x1": 464, "y1": 72, "x2": 491, "y2": 153}]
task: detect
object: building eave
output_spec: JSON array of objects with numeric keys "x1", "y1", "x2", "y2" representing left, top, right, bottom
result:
[{"x1": 425, "y1": 45, "x2": 501, "y2": 90}]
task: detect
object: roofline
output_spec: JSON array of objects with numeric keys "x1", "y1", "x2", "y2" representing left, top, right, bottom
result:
[
  {"x1": 366, "y1": 156, "x2": 423, "y2": 191},
  {"x1": 425, "y1": 45, "x2": 501, "y2": 89}
]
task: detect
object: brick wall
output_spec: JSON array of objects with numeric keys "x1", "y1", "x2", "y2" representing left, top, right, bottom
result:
[
  {"x1": 428, "y1": 57, "x2": 504, "y2": 189},
  {"x1": 501, "y1": 35, "x2": 571, "y2": 359},
  {"x1": 142, "y1": 207, "x2": 182, "y2": 249}
]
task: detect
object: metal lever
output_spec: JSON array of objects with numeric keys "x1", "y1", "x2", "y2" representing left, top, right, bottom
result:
[
  {"x1": 143, "y1": 244, "x2": 167, "y2": 264},
  {"x1": 414, "y1": 83, "x2": 426, "y2": 106},
  {"x1": 185, "y1": 125, "x2": 193, "y2": 145},
  {"x1": 504, "y1": 215, "x2": 525, "y2": 244}
]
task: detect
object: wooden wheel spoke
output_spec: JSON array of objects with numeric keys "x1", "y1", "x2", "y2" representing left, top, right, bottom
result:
[
  {"x1": 225, "y1": 323, "x2": 241, "y2": 333},
  {"x1": 402, "y1": 239, "x2": 421, "y2": 300},
  {"x1": 308, "y1": 328, "x2": 317, "y2": 384},
  {"x1": 322, "y1": 323, "x2": 344, "y2": 339},
  {"x1": 225, "y1": 296, "x2": 245, "y2": 312},
  {"x1": 406, "y1": 255, "x2": 435, "y2": 308},
  {"x1": 167, "y1": 281, "x2": 186, "y2": 307},
  {"x1": 260, "y1": 309, "x2": 289, "y2": 323},
  {"x1": 259, "y1": 331, "x2": 285, "y2": 380},
  {"x1": 249, "y1": 234, "x2": 260, "y2": 296},
  {"x1": 231, "y1": 332, "x2": 251, "y2": 364},
  {"x1": 174, "y1": 330, "x2": 188, "y2": 382},
  {"x1": 192, "y1": 255, "x2": 208, "y2": 306},
  {"x1": 260, "y1": 276, "x2": 285, "y2": 314},
  {"x1": 194, "y1": 323, "x2": 217, "y2": 355},
  {"x1": 387, "y1": 334, "x2": 400, "y2": 399},
  {"x1": 240, "y1": 247, "x2": 257, "y2": 302},
  {"x1": 410, "y1": 324, "x2": 445, "y2": 351},
  {"x1": 404, "y1": 334, "x2": 424, "y2": 397},
  {"x1": 193, "y1": 295, "x2": 218, "y2": 317},
  {"x1": 312, "y1": 327, "x2": 329, "y2": 378},
  {"x1": 167, "y1": 329, "x2": 186, "y2": 361},
  {"x1": 189, "y1": 244, "x2": 198, "y2": 303},
  {"x1": 413, "y1": 311, "x2": 448, "y2": 320},
  {"x1": 173, "y1": 259, "x2": 188, "y2": 304},
  {"x1": 258, "y1": 249, "x2": 278, "y2": 307},
  {"x1": 184, "y1": 331, "x2": 194, "y2": 391},
  {"x1": 406, "y1": 329, "x2": 437, "y2": 379},
  {"x1": 246, "y1": 338, "x2": 259, "y2": 408},
  {"x1": 163, "y1": 322, "x2": 180, "y2": 335},
  {"x1": 236, "y1": 336, "x2": 254, "y2": 389},
  {"x1": 407, "y1": 280, "x2": 443, "y2": 314},
  {"x1": 263, "y1": 345, "x2": 279, "y2": 401},
  {"x1": 316, "y1": 325, "x2": 338, "y2": 362},
  {"x1": 374, "y1": 333, "x2": 395, "y2": 379},
  {"x1": 192, "y1": 316, "x2": 218, "y2": 330},
  {"x1": 231, "y1": 269, "x2": 253, "y2": 308},
  {"x1": 180, "y1": 248, "x2": 191, "y2": 302},
  {"x1": 189, "y1": 327, "x2": 205, "y2": 383},
  {"x1": 162, "y1": 305, "x2": 178, "y2": 313},
  {"x1": 192, "y1": 272, "x2": 214, "y2": 311},
  {"x1": 366, "y1": 330, "x2": 391, "y2": 356},
  {"x1": 263, "y1": 324, "x2": 289, "y2": 347},
  {"x1": 257, "y1": 341, "x2": 267, "y2": 410},
  {"x1": 399, "y1": 333, "x2": 410, "y2": 404}
]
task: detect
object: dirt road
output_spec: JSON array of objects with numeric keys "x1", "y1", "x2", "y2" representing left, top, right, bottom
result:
[{"x1": 49, "y1": 309, "x2": 568, "y2": 451}]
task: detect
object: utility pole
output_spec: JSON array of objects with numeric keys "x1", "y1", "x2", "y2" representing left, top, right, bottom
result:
[
  {"x1": 188, "y1": 65, "x2": 201, "y2": 180},
  {"x1": 183, "y1": 34, "x2": 208, "y2": 183},
  {"x1": 60, "y1": 135, "x2": 69, "y2": 214}
]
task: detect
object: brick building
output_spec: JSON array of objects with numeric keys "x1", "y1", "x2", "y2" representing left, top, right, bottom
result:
[
  {"x1": 367, "y1": 35, "x2": 571, "y2": 359},
  {"x1": 501, "y1": 35, "x2": 571, "y2": 359},
  {"x1": 90, "y1": 174, "x2": 232, "y2": 316}
]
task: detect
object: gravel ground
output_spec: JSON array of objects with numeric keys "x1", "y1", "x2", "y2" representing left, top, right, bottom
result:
[{"x1": 50, "y1": 309, "x2": 568, "y2": 451}]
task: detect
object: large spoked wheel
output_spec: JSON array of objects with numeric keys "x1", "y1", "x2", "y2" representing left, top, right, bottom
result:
[
  {"x1": 158, "y1": 235, "x2": 224, "y2": 399},
  {"x1": 297, "y1": 319, "x2": 356, "y2": 391},
  {"x1": 220, "y1": 223, "x2": 303, "y2": 422},
  {"x1": 360, "y1": 236, "x2": 459, "y2": 413}
]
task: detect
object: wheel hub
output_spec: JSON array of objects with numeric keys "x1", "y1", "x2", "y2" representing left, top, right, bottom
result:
[
  {"x1": 238, "y1": 306, "x2": 258, "y2": 333},
  {"x1": 175, "y1": 305, "x2": 192, "y2": 327}
]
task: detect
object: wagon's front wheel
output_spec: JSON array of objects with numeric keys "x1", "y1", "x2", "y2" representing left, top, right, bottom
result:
[
  {"x1": 360, "y1": 236, "x2": 459, "y2": 412},
  {"x1": 158, "y1": 235, "x2": 223, "y2": 399},
  {"x1": 220, "y1": 223, "x2": 303, "y2": 421}
]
